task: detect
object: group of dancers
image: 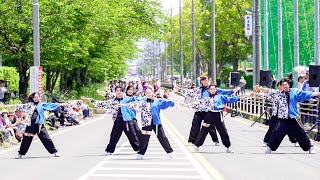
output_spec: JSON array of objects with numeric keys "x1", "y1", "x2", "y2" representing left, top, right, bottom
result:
[
  {"x1": 182, "y1": 76, "x2": 320, "y2": 154},
  {"x1": 253, "y1": 78, "x2": 320, "y2": 154},
  {"x1": 94, "y1": 85, "x2": 175, "y2": 159},
  {"x1": 12, "y1": 76, "x2": 320, "y2": 160}
]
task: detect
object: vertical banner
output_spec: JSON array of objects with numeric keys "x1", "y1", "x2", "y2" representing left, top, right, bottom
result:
[
  {"x1": 245, "y1": 15, "x2": 253, "y2": 39},
  {"x1": 30, "y1": 66, "x2": 43, "y2": 101}
]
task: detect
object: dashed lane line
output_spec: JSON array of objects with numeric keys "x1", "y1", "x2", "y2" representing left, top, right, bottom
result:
[{"x1": 161, "y1": 114, "x2": 224, "y2": 180}]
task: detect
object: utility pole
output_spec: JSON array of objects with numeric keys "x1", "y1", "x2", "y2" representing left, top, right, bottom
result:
[
  {"x1": 159, "y1": 41, "x2": 162, "y2": 80},
  {"x1": 255, "y1": 0, "x2": 261, "y2": 84},
  {"x1": 152, "y1": 41, "x2": 155, "y2": 78},
  {"x1": 0, "y1": 55, "x2": 2, "y2": 67},
  {"x1": 164, "y1": 41, "x2": 167, "y2": 81},
  {"x1": 211, "y1": 0, "x2": 216, "y2": 84},
  {"x1": 315, "y1": 0, "x2": 320, "y2": 65},
  {"x1": 33, "y1": 0, "x2": 40, "y2": 66},
  {"x1": 278, "y1": 0, "x2": 283, "y2": 80},
  {"x1": 192, "y1": 0, "x2": 196, "y2": 83},
  {"x1": 294, "y1": 0, "x2": 299, "y2": 86},
  {"x1": 171, "y1": 8, "x2": 174, "y2": 88},
  {"x1": 179, "y1": 0, "x2": 184, "y2": 84},
  {"x1": 264, "y1": 0, "x2": 268, "y2": 70},
  {"x1": 252, "y1": 0, "x2": 256, "y2": 86}
]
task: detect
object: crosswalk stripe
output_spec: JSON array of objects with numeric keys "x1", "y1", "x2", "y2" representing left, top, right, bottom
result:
[
  {"x1": 111, "y1": 156, "x2": 188, "y2": 160},
  {"x1": 101, "y1": 161, "x2": 192, "y2": 165},
  {"x1": 91, "y1": 174, "x2": 202, "y2": 179},
  {"x1": 96, "y1": 167, "x2": 197, "y2": 171}
]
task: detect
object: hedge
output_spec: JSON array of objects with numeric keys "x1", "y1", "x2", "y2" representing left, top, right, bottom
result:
[{"x1": 0, "y1": 67, "x2": 19, "y2": 91}]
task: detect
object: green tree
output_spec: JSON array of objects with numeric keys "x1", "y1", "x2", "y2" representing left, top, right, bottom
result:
[{"x1": 0, "y1": 0, "x2": 165, "y2": 101}]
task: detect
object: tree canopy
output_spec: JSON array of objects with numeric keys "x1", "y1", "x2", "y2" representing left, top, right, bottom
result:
[
  {"x1": 165, "y1": 0, "x2": 252, "y2": 81},
  {"x1": 0, "y1": 0, "x2": 164, "y2": 101}
]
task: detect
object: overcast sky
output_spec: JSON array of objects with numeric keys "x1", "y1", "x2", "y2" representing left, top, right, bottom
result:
[{"x1": 159, "y1": 0, "x2": 181, "y2": 15}]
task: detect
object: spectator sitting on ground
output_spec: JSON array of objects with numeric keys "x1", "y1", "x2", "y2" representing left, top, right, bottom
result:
[
  {"x1": 0, "y1": 109, "x2": 16, "y2": 144},
  {"x1": 44, "y1": 111, "x2": 59, "y2": 129},
  {"x1": 51, "y1": 96, "x2": 65, "y2": 127},
  {"x1": 78, "y1": 100, "x2": 90, "y2": 120},
  {"x1": 7, "y1": 111, "x2": 25, "y2": 142},
  {"x1": 13, "y1": 108, "x2": 27, "y2": 132},
  {"x1": 60, "y1": 106, "x2": 80, "y2": 126}
]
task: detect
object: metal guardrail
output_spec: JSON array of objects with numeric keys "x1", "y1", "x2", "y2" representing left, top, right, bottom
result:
[
  {"x1": 226, "y1": 96, "x2": 319, "y2": 120},
  {"x1": 162, "y1": 84, "x2": 319, "y2": 123}
]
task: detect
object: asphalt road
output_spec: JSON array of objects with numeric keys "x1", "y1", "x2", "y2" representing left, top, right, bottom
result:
[{"x1": 0, "y1": 93, "x2": 319, "y2": 180}]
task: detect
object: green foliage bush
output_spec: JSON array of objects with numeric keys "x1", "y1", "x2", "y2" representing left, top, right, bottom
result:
[
  {"x1": 244, "y1": 74, "x2": 253, "y2": 89},
  {"x1": 220, "y1": 66, "x2": 233, "y2": 83},
  {"x1": 0, "y1": 67, "x2": 19, "y2": 91},
  {"x1": 52, "y1": 83, "x2": 106, "y2": 102}
]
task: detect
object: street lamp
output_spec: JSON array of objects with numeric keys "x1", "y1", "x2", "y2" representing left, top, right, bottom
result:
[{"x1": 245, "y1": 9, "x2": 253, "y2": 14}]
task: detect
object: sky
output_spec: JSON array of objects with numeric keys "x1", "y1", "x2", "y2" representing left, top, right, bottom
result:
[
  {"x1": 129, "y1": 0, "x2": 181, "y2": 66},
  {"x1": 159, "y1": 0, "x2": 181, "y2": 15}
]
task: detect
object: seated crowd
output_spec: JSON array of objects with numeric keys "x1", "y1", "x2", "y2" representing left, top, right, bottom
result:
[{"x1": 0, "y1": 97, "x2": 92, "y2": 145}]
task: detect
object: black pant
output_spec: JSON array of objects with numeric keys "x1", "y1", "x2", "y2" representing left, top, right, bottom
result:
[
  {"x1": 126, "y1": 119, "x2": 142, "y2": 150},
  {"x1": 131, "y1": 119, "x2": 142, "y2": 140},
  {"x1": 195, "y1": 112, "x2": 231, "y2": 148},
  {"x1": 264, "y1": 116, "x2": 297, "y2": 144},
  {"x1": 138, "y1": 124, "x2": 173, "y2": 155},
  {"x1": 106, "y1": 118, "x2": 139, "y2": 153},
  {"x1": 268, "y1": 118, "x2": 311, "y2": 151},
  {"x1": 188, "y1": 112, "x2": 219, "y2": 144},
  {"x1": 19, "y1": 121, "x2": 57, "y2": 155}
]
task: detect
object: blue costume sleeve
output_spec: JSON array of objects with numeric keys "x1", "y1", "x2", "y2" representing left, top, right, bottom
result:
[
  {"x1": 133, "y1": 96, "x2": 147, "y2": 102},
  {"x1": 218, "y1": 89, "x2": 234, "y2": 96},
  {"x1": 294, "y1": 88, "x2": 314, "y2": 102},
  {"x1": 220, "y1": 95, "x2": 239, "y2": 104},
  {"x1": 158, "y1": 99, "x2": 175, "y2": 110},
  {"x1": 42, "y1": 103, "x2": 61, "y2": 111}
]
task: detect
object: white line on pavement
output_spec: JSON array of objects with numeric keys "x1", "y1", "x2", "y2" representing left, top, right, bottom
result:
[
  {"x1": 232, "y1": 117, "x2": 320, "y2": 151},
  {"x1": 120, "y1": 147, "x2": 183, "y2": 151},
  {"x1": 112, "y1": 156, "x2": 188, "y2": 160},
  {"x1": 77, "y1": 141, "x2": 130, "y2": 180},
  {"x1": 101, "y1": 161, "x2": 192, "y2": 165},
  {"x1": 90, "y1": 174, "x2": 202, "y2": 179},
  {"x1": 96, "y1": 167, "x2": 197, "y2": 171},
  {"x1": 0, "y1": 114, "x2": 108, "y2": 156},
  {"x1": 161, "y1": 119, "x2": 214, "y2": 180}
]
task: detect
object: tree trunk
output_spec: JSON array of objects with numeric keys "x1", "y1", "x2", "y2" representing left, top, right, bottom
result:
[
  {"x1": 46, "y1": 68, "x2": 52, "y2": 93},
  {"x1": 50, "y1": 68, "x2": 60, "y2": 93},
  {"x1": 60, "y1": 69, "x2": 67, "y2": 91},
  {"x1": 232, "y1": 43, "x2": 239, "y2": 72},
  {"x1": 218, "y1": 60, "x2": 224, "y2": 77},
  {"x1": 196, "y1": 52, "x2": 200, "y2": 78},
  {"x1": 18, "y1": 64, "x2": 29, "y2": 103},
  {"x1": 232, "y1": 55, "x2": 239, "y2": 72}
]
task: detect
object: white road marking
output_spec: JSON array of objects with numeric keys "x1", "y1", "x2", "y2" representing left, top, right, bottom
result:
[
  {"x1": 90, "y1": 174, "x2": 202, "y2": 179},
  {"x1": 0, "y1": 114, "x2": 107, "y2": 156},
  {"x1": 78, "y1": 117, "x2": 213, "y2": 180},
  {"x1": 78, "y1": 141, "x2": 129, "y2": 180},
  {"x1": 96, "y1": 167, "x2": 197, "y2": 171},
  {"x1": 101, "y1": 161, "x2": 192, "y2": 165},
  {"x1": 232, "y1": 117, "x2": 320, "y2": 150}
]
